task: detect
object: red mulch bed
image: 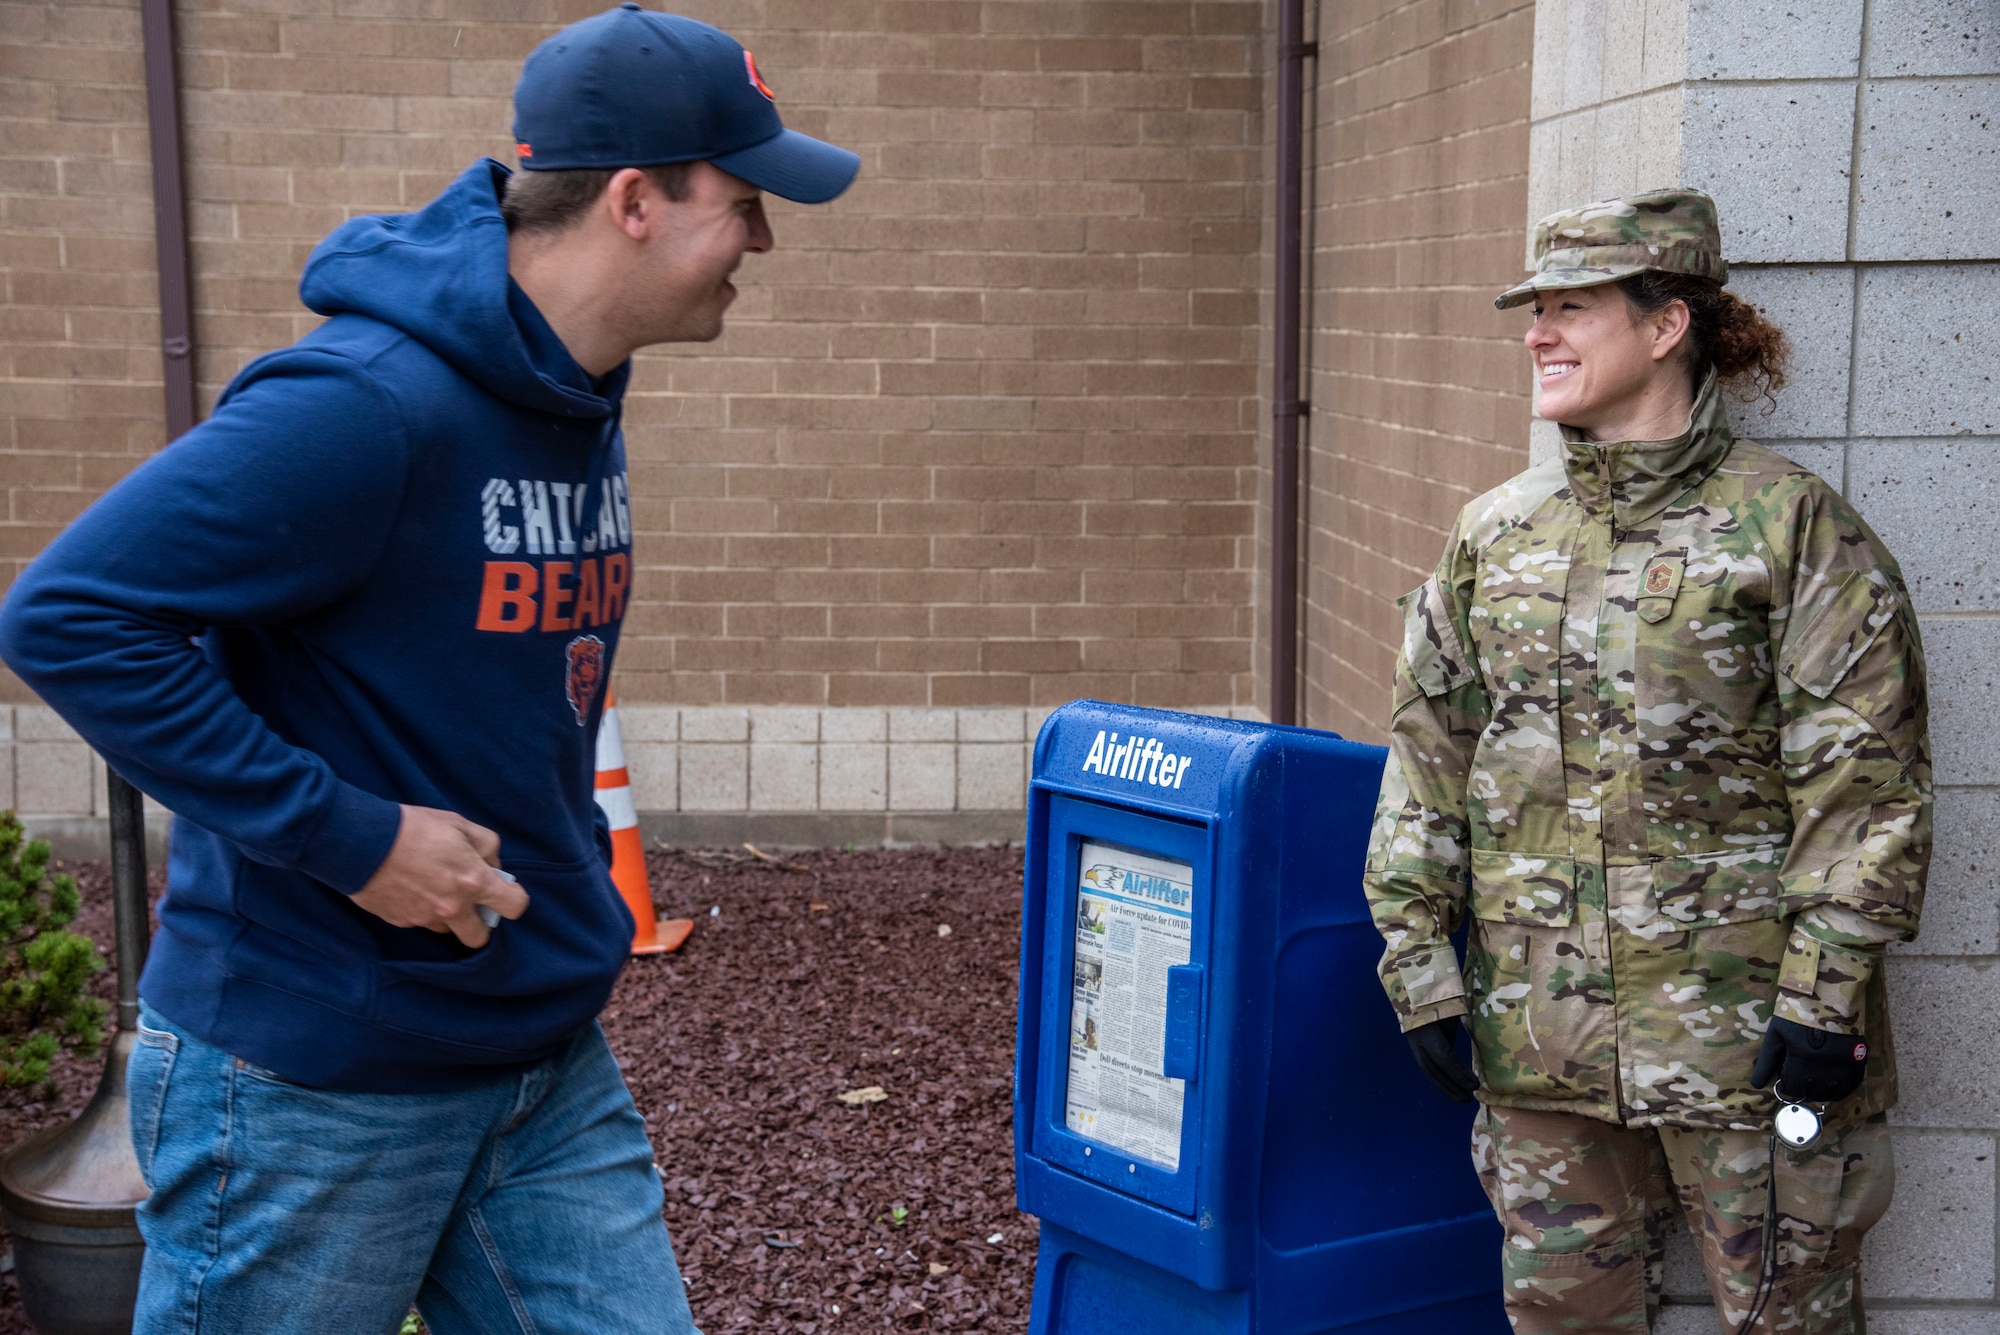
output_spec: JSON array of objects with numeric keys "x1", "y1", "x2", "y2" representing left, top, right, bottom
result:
[{"x1": 0, "y1": 844, "x2": 1035, "y2": 1333}]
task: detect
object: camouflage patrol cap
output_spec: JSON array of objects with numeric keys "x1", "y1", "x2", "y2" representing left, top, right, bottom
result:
[{"x1": 1494, "y1": 187, "x2": 1727, "y2": 310}]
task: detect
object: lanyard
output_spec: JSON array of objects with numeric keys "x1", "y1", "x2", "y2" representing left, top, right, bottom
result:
[{"x1": 1736, "y1": 1084, "x2": 1825, "y2": 1333}]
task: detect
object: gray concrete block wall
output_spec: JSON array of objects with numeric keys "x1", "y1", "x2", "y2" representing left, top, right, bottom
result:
[
  {"x1": 2, "y1": 705, "x2": 1259, "y2": 854},
  {"x1": 607, "y1": 706, "x2": 1057, "y2": 832},
  {"x1": 1682, "y1": 82, "x2": 1856, "y2": 261},
  {"x1": 1532, "y1": 0, "x2": 2000, "y2": 1320}
]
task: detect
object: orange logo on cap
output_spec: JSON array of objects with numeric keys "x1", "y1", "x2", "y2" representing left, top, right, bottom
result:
[
  {"x1": 744, "y1": 51, "x2": 775, "y2": 101},
  {"x1": 516, "y1": 143, "x2": 533, "y2": 158}
]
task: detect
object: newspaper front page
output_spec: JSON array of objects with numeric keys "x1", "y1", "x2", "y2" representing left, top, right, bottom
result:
[{"x1": 1064, "y1": 840, "x2": 1195, "y2": 1170}]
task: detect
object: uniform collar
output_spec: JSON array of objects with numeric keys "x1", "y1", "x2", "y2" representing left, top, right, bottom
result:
[{"x1": 1560, "y1": 372, "x2": 1733, "y2": 529}]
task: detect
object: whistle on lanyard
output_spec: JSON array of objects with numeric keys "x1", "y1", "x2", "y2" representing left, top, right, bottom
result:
[{"x1": 1772, "y1": 1082, "x2": 1824, "y2": 1150}]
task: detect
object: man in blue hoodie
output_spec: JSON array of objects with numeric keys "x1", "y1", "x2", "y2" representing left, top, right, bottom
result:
[{"x1": 0, "y1": 7, "x2": 857, "y2": 1332}]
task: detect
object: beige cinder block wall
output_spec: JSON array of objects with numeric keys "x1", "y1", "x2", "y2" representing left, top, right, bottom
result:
[
  {"x1": 1531, "y1": 0, "x2": 2000, "y2": 1325},
  {"x1": 1298, "y1": 0, "x2": 1539, "y2": 743},
  {"x1": 0, "y1": 1, "x2": 1271, "y2": 842}
]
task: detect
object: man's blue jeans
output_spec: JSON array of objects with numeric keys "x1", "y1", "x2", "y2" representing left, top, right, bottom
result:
[{"x1": 128, "y1": 1004, "x2": 700, "y2": 1335}]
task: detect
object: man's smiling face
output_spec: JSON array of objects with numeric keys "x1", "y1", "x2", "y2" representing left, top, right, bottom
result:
[{"x1": 628, "y1": 161, "x2": 774, "y2": 346}]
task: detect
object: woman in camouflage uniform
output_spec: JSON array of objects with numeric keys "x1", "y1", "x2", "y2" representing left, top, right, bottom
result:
[{"x1": 1363, "y1": 188, "x2": 1929, "y2": 1334}]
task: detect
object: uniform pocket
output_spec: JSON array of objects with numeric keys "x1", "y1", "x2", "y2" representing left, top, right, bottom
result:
[
  {"x1": 129, "y1": 1022, "x2": 180, "y2": 1187},
  {"x1": 1463, "y1": 916, "x2": 1607, "y2": 1103},
  {"x1": 1652, "y1": 846, "x2": 1786, "y2": 926},
  {"x1": 1469, "y1": 850, "x2": 1576, "y2": 927},
  {"x1": 1638, "y1": 547, "x2": 1686, "y2": 624}
]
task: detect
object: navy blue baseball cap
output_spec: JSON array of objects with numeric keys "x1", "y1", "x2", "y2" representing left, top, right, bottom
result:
[{"x1": 511, "y1": 4, "x2": 859, "y2": 204}]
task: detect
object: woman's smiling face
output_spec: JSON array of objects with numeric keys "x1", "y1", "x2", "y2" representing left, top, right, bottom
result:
[{"x1": 1524, "y1": 283, "x2": 1691, "y2": 438}]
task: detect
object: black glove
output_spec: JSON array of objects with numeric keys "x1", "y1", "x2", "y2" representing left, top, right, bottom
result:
[
  {"x1": 1405, "y1": 1016, "x2": 1478, "y2": 1103},
  {"x1": 1751, "y1": 1016, "x2": 1869, "y2": 1104}
]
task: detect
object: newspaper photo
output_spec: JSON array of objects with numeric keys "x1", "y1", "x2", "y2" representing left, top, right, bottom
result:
[{"x1": 1064, "y1": 840, "x2": 1195, "y2": 1171}]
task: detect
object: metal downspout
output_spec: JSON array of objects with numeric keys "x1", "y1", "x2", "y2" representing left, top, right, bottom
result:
[
  {"x1": 142, "y1": 0, "x2": 196, "y2": 443},
  {"x1": 1270, "y1": 0, "x2": 1312, "y2": 725},
  {"x1": 114, "y1": 0, "x2": 192, "y2": 993},
  {"x1": 132, "y1": 0, "x2": 195, "y2": 927}
]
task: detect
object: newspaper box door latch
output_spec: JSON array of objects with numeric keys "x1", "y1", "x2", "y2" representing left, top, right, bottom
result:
[{"x1": 1163, "y1": 964, "x2": 1204, "y2": 1082}]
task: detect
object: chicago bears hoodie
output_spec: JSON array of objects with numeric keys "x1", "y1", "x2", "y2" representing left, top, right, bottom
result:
[{"x1": 0, "y1": 160, "x2": 640, "y2": 1091}]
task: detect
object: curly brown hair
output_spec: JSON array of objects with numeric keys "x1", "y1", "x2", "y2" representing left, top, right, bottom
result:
[{"x1": 1617, "y1": 271, "x2": 1790, "y2": 410}]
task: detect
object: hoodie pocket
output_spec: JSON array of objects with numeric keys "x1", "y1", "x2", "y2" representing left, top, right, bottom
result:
[{"x1": 368, "y1": 859, "x2": 632, "y2": 1052}]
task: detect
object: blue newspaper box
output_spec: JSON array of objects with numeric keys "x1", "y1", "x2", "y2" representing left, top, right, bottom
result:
[{"x1": 1014, "y1": 702, "x2": 1505, "y2": 1334}]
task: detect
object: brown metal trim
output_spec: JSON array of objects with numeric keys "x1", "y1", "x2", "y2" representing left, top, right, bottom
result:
[
  {"x1": 141, "y1": 0, "x2": 196, "y2": 442},
  {"x1": 1269, "y1": 1, "x2": 1309, "y2": 725}
]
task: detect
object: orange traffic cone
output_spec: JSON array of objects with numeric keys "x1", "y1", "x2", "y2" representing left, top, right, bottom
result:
[{"x1": 596, "y1": 689, "x2": 693, "y2": 955}]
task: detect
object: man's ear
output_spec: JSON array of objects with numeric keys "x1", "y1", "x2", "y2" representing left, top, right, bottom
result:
[
  {"x1": 1650, "y1": 298, "x2": 1693, "y2": 364},
  {"x1": 603, "y1": 167, "x2": 654, "y2": 242}
]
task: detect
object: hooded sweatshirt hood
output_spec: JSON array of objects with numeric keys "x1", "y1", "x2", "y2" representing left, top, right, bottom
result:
[{"x1": 301, "y1": 159, "x2": 626, "y2": 419}]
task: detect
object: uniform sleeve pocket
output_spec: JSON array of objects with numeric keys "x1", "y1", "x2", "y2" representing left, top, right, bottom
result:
[
  {"x1": 1398, "y1": 575, "x2": 1477, "y2": 699},
  {"x1": 1468, "y1": 850, "x2": 1575, "y2": 927},
  {"x1": 1780, "y1": 568, "x2": 1900, "y2": 700}
]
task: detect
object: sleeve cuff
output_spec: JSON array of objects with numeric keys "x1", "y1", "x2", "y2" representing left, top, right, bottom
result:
[
  {"x1": 1379, "y1": 939, "x2": 1467, "y2": 1026},
  {"x1": 1774, "y1": 930, "x2": 1874, "y2": 1033},
  {"x1": 1400, "y1": 997, "x2": 1470, "y2": 1033},
  {"x1": 294, "y1": 784, "x2": 405, "y2": 895}
]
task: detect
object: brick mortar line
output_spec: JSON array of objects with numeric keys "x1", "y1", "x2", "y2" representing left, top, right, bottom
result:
[
  {"x1": 1304, "y1": 410, "x2": 1528, "y2": 441},
  {"x1": 1313, "y1": 113, "x2": 1536, "y2": 156},
  {"x1": 1318, "y1": 11, "x2": 1536, "y2": 97},
  {"x1": 1320, "y1": 84, "x2": 1531, "y2": 135}
]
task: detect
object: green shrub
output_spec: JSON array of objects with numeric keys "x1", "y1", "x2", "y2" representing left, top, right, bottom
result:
[{"x1": 0, "y1": 811, "x2": 106, "y2": 1096}]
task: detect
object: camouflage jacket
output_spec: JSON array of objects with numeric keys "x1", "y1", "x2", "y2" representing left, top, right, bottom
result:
[{"x1": 1364, "y1": 378, "x2": 1931, "y2": 1130}]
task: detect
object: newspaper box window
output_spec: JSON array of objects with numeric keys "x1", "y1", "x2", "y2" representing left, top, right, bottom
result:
[
  {"x1": 1015, "y1": 702, "x2": 1507, "y2": 1335},
  {"x1": 1066, "y1": 843, "x2": 1196, "y2": 1171}
]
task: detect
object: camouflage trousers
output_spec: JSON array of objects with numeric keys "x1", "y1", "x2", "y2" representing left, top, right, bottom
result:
[{"x1": 1472, "y1": 1104, "x2": 1894, "y2": 1334}]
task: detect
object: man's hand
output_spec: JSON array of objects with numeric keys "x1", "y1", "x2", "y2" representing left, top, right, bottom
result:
[
  {"x1": 1406, "y1": 1015, "x2": 1479, "y2": 1103},
  {"x1": 350, "y1": 805, "x2": 528, "y2": 948},
  {"x1": 1751, "y1": 1016, "x2": 1869, "y2": 1104}
]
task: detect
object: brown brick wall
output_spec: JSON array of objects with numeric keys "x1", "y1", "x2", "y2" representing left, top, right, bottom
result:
[
  {"x1": 0, "y1": 2, "x2": 162, "y2": 633},
  {"x1": 0, "y1": 0, "x2": 1266, "y2": 712},
  {"x1": 1299, "y1": 0, "x2": 1535, "y2": 741}
]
